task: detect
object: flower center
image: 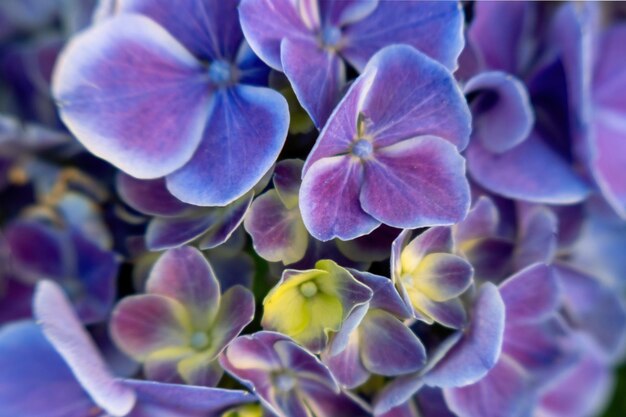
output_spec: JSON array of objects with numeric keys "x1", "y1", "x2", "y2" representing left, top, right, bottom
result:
[
  {"x1": 299, "y1": 281, "x2": 319, "y2": 298},
  {"x1": 320, "y1": 26, "x2": 342, "y2": 49},
  {"x1": 351, "y1": 139, "x2": 374, "y2": 158},
  {"x1": 274, "y1": 372, "x2": 297, "y2": 392},
  {"x1": 190, "y1": 332, "x2": 210, "y2": 350},
  {"x1": 208, "y1": 60, "x2": 236, "y2": 86}
]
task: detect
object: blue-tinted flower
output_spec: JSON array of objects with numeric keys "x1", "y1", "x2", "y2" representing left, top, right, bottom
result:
[
  {"x1": 239, "y1": 0, "x2": 464, "y2": 126},
  {"x1": 299, "y1": 44, "x2": 471, "y2": 241},
  {"x1": 463, "y1": 2, "x2": 592, "y2": 204},
  {"x1": 1, "y1": 217, "x2": 118, "y2": 324},
  {"x1": 53, "y1": 0, "x2": 289, "y2": 206}
]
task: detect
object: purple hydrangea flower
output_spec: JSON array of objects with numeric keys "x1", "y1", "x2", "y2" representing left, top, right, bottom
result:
[
  {"x1": 299, "y1": 44, "x2": 471, "y2": 241},
  {"x1": 110, "y1": 246, "x2": 255, "y2": 386},
  {"x1": 239, "y1": 0, "x2": 464, "y2": 127},
  {"x1": 53, "y1": 0, "x2": 289, "y2": 206},
  {"x1": 221, "y1": 331, "x2": 370, "y2": 417}
]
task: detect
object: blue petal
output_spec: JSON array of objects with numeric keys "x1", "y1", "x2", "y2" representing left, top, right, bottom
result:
[{"x1": 166, "y1": 85, "x2": 288, "y2": 206}]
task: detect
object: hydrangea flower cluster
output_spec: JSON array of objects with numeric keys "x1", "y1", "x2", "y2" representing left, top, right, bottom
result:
[{"x1": 1, "y1": 1, "x2": 626, "y2": 417}]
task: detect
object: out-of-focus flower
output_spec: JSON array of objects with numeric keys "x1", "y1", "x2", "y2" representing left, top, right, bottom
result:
[
  {"x1": 0, "y1": 279, "x2": 254, "y2": 417},
  {"x1": 429, "y1": 264, "x2": 576, "y2": 417},
  {"x1": 117, "y1": 172, "x2": 253, "y2": 251},
  {"x1": 463, "y1": 2, "x2": 592, "y2": 204},
  {"x1": 262, "y1": 259, "x2": 372, "y2": 353},
  {"x1": 300, "y1": 45, "x2": 471, "y2": 241},
  {"x1": 1, "y1": 217, "x2": 118, "y2": 324},
  {"x1": 221, "y1": 331, "x2": 370, "y2": 417},
  {"x1": 239, "y1": 0, "x2": 464, "y2": 126},
  {"x1": 111, "y1": 246, "x2": 255, "y2": 386},
  {"x1": 53, "y1": 0, "x2": 289, "y2": 206},
  {"x1": 391, "y1": 226, "x2": 474, "y2": 329}
]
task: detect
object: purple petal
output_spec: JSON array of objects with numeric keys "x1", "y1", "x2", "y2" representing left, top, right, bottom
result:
[
  {"x1": 209, "y1": 285, "x2": 256, "y2": 358},
  {"x1": 415, "y1": 253, "x2": 473, "y2": 302},
  {"x1": 116, "y1": 172, "x2": 190, "y2": 217},
  {"x1": 4, "y1": 220, "x2": 65, "y2": 283},
  {"x1": 301, "y1": 380, "x2": 371, "y2": 417},
  {"x1": 556, "y1": 264, "x2": 626, "y2": 361},
  {"x1": 238, "y1": 0, "x2": 310, "y2": 70},
  {"x1": 468, "y1": 2, "x2": 531, "y2": 73},
  {"x1": 444, "y1": 358, "x2": 532, "y2": 417},
  {"x1": 342, "y1": 1, "x2": 464, "y2": 71},
  {"x1": 244, "y1": 189, "x2": 309, "y2": 264},
  {"x1": 514, "y1": 206, "x2": 558, "y2": 270},
  {"x1": 110, "y1": 294, "x2": 190, "y2": 361},
  {"x1": 146, "y1": 210, "x2": 222, "y2": 251},
  {"x1": 53, "y1": 14, "x2": 212, "y2": 179},
  {"x1": 323, "y1": 331, "x2": 369, "y2": 389},
  {"x1": 196, "y1": 192, "x2": 253, "y2": 250},
  {"x1": 125, "y1": 379, "x2": 254, "y2": 416},
  {"x1": 590, "y1": 113, "x2": 626, "y2": 218},
  {"x1": 411, "y1": 294, "x2": 467, "y2": 329},
  {"x1": 70, "y1": 230, "x2": 119, "y2": 324},
  {"x1": 349, "y1": 269, "x2": 412, "y2": 319},
  {"x1": 274, "y1": 339, "x2": 338, "y2": 391},
  {"x1": 0, "y1": 321, "x2": 95, "y2": 417},
  {"x1": 538, "y1": 339, "x2": 613, "y2": 417},
  {"x1": 499, "y1": 263, "x2": 560, "y2": 324},
  {"x1": 281, "y1": 37, "x2": 344, "y2": 127},
  {"x1": 166, "y1": 85, "x2": 288, "y2": 206},
  {"x1": 359, "y1": 45, "x2": 471, "y2": 150},
  {"x1": 273, "y1": 158, "x2": 304, "y2": 209},
  {"x1": 119, "y1": 0, "x2": 243, "y2": 61},
  {"x1": 300, "y1": 155, "x2": 380, "y2": 241},
  {"x1": 34, "y1": 280, "x2": 137, "y2": 416},
  {"x1": 459, "y1": 237, "x2": 515, "y2": 283},
  {"x1": 373, "y1": 373, "x2": 424, "y2": 415},
  {"x1": 359, "y1": 309, "x2": 426, "y2": 376},
  {"x1": 319, "y1": 0, "x2": 377, "y2": 27},
  {"x1": 453, "y1": 196, "x2": 499, "y2": 244},
  {"x1": 360, "y1": 136, "x2": 470, "y2": 229},
  {"x1": 467, "y1": 131, "x2": 590, "y2": 204},
  {"x1": 425, "y1": 283, "x2": 505, "y2": 387},
  {"x1": 146, "y1": 247, "x2": 220, "y2": 329},
  {"x1": 465, "y1": 71, "x2": 534, "y2": 153}
]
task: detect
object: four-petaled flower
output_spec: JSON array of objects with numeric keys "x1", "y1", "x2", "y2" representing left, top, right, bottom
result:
[
  {"x1": 262, "y1": 259, "x2": 372, "y2": 353},
  {"x1": 53, "y1": 0, "x2": 289, "y2": 206},
  {"x1": 299, "y1": 45, "x2": 472, "y2": 241},
  {"x1": 111, "y1": 246, "x2": 255, "y2": 386}
]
